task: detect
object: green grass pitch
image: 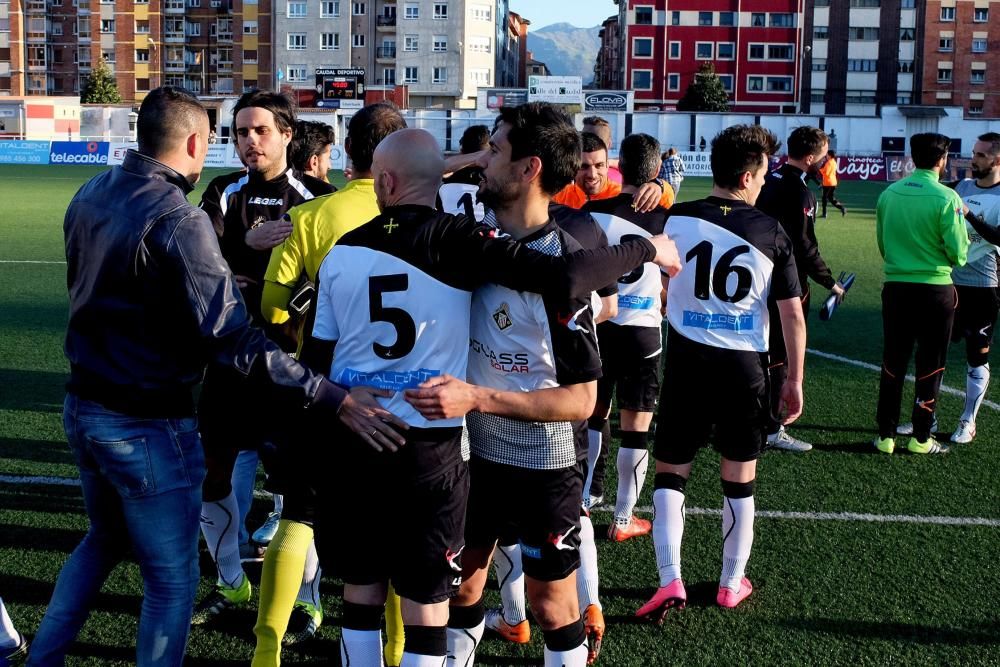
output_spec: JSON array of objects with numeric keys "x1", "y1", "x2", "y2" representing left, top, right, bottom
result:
[{"x1": 0, "y1": 165, "x2": 998, "y2": 665}]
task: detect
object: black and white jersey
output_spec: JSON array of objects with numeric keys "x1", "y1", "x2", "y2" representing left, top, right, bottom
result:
[
  {"x1": 313, "y1": 206, "x2": 656, "y2": 476},
  {"x1": 550, "y1": 204, "x2": 618, "y2": 309},
  {"x1": 952, "y1": 179, "x2": 1000, "y2": 288},
  {"x1": 466, "y1": 221, "x2": 602, "y2": 471},
  {"x1": 200, "y1": 167, "x2": 334, "y2": 323},
  {"x1": 437, "y1": 182, "x2": 487, "y2": 222},
  {"x1": 585, "y1": 193, "x2": 668, "y2": 330},
  {"x1": 665, "y1": 197, "x2": 801, "y2": 353}
]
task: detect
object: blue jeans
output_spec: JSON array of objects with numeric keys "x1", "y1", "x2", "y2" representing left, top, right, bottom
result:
[{"x1": 28, "y1": 394, "x2": 206, "y2": 666}]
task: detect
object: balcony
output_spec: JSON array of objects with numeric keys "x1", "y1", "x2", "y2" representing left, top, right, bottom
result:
[
  {"x1": 164, "y1": 2, "x2": 185, "y2": 13},
  {"x1": 217, "y1": 61, "x2": 232, "y2": 72},
  {"x1": 165, "y1": 61, "x2": 185, "y2": 72},
  {"x1": 376, "y1": 46, "x2": 396, "y2": 59},
  {"x1": 377, "y1": 15, "x2": 396, "y2": 28},
  {"x1": 26, "y1": 1, "x2": 45, "y2": 13},
  {"x1": 164, "y1": 31, "x2": 185, "y2": 43},
  {"x1": 217, "y1": 31, "x2": 233, "y2": 42}
]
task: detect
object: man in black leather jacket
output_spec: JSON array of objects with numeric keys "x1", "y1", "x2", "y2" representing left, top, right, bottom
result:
[{"x1": 27, "y1": 86, "x2": 404, "y2": 666}]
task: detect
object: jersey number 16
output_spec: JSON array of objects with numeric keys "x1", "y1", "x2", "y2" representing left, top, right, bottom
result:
[{"x1": 686, "y1": 240, "x2": 752, "y2": 303}]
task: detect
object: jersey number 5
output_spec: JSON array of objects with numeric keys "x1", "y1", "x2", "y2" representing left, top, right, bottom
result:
[
  {"x1": 685, "y1": 240, "x2": 752, "y2": 303},
  {"x1": 369, "y1": 274, "x2": 416, "y2": 359}
]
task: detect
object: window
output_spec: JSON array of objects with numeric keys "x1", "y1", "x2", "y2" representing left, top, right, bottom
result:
[
  {"x1": 404, "y1": 34, "x2": 418, "y2": 51},
  {"x1": 768, "y1": 45, "x2": 794, "y2": 60},
  {"x1": 188, "y1": 0, "x2": 199, "y2": 6},
  {"x1": 287, "y1": 1, "x2": 306, "y2": 17},
  {"x1": 938, "y1": 68, "x2": 952, "y2": 82},
  {"x1": 187, "y1": 21, "x2": 200, "y2": 36},
  {"x1": 353, "y1": 2, "x2": 365, "y2": 14},
  {"x1": 811, "y1": 92, "x2": 826, "y2": 103},
  {"x1": 749, "y1": 44, "x2": 765, "y2": 59},
  {"x1": 696, "y1": 42, "x2": 713, "y2": 59},
  {"x1": 102, "y1": 48, "x2": 115, "y2": 63},
  {"x1": 52, "y1": 22, "x2": 63, "y2": 35},
  {"x1": 321, "y1": 33, "x2": 339, "y2": 50},
  {"x1": 897, "y1": 60, "x2": 914, "y2": 73},
  {"x1": 135, "y1": 48, "x2": 149, "y2": 62},
  {"x1": 433, "y1": 66, "x2": 447, "y2": 83},
  {"x1": 136, "y1": 78, "x2": 149, "y2": 91},
  {"x1": 632, "y1": 70, "x2": 652, "y2": 89},
  {"x1": 897, "y1": 94, "x2": 912, "y2": 104},
  {"x1": 900, "y1": 28, "x2": 915, "y2": 41},
  {"x1": 135, "y1": 20, "x2": 150, "y2": 33},
  {"x1": 939, "y1": 37, "x2": 953, "y2": 52},
  {"x1": 352, "y1": 33, "x2": 365, "y2": 47},
  {"x1": 635, "y1": 6, "x2": 653, "y2": 25},
  {"x1": 851, "y1": 27, "x2": 879, "y2": 40},
  {"x1": 698, "y1": 11, "x2": 712, "y2": 26},
  {"x1": 901, "y1": 0, "x2": 915, "y2": 7},
  {"x1": 940, "y1": 6, "x2": 955, "y2": 20},
  {"x1": 321, "y1": 1, "x2": 340, "y2": 17},
  {"x1": 974, "y1": 8, "x2": 988, "y2": 22},
  {"x1": 970, "y1": 103, "x2": 984, "y2": 115},
  {"x1": 850, "y1": 0, "x2": 880, "y2": 5},
  {"x1": 243, "y1": 49, "x2": 258, "y2": 62},
  {"x1": 814, "y1": 26, "x2": 829, "y2": 39},
  {"x1": 100, "y1": 18, "x2": 114, "y2": 32},
  {"x1": 767, "y1": 76, "x2": 793, "y2": 92},
  {"x1": 288, "y1": 33, "x2": 306, "y2": 50},
  {"x1": 750, "y1": 13, "x2": 765, "y2": 26},
  {"x1": 433, "y1": 36, "x2": 448, "y2": 52},
  {"x1": 846, "y1": 90, "x2": 876, "y2": 103},
  {"x1": 847, "y1": 59, "x2": 877, "y2": 72},
  {"x1": 383, "y1": 67, "x2": 395, "y2": 85},
  {"x1": 244, "y1": 20, "x2": 258, "y2": 34},
  {"x1": 973, "y1": 39, "x2": 988, "y2": 53},
  {"x1": 719, "y1": 74, "x2": 733, "y2": 91},
  {"x1": 748, "y1": 76, "x2": 763, "y2": 91},
  {"x1": 669, "y1": 42, "x2": 680, "y2": 59},
  {"x1": 770, "y1": 13, "x2": 794, "y2": 27},
  {"x1": 471, "y1": 5, "x2": 491, "y2": 20},
  {"x1": 433, "y1": 2, "x2": 447, "y2": 19},
  {"x1": 972, "y1": 70, "x2": 986, "y2": 84},
  {"x1": 403, "y1": 66, "x2": 418, "y2": 83},
  {"x1": 470, "y1": 68, "x2": 490, "y2": 85},
  {"x1": 634, "y1": 38, "x2": 653, "y2": 58},
  {"x1": 719, "y1": 12, "x2": 735, "y2": 26},
  {"x1": 666, "y1": 73, "x2": 679, "y2": 91},
  {"x1": 671, "y1": 11, "x2": 679, "y2": 26},
  {"x1": 404, "y1": 2, "x2": 418, "y2": 18},
  {"x1": 717, "y1": 42, "x2": 734, "y2": 60},
  {"x1": 469, "y1": 36, "x2": 490, "y2": 52},
  {"x1": 813, "y1": 59, "x2": 827, "y2": 71},
  {"x1": 287, "y1": 65, "x2": 307, "y2": 82}
]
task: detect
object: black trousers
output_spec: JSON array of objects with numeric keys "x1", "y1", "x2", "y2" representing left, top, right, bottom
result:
[
  {"x1": 876, "y1": 282, "x2": 957, "y2": 441},
  {"x1": 821, "y1": 186, "x2": 844, "y2": 216}
]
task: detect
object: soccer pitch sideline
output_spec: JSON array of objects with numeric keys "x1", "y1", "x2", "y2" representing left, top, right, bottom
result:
[{"x1": 0, "y1": 165, "x2": 997, "y2": 665}]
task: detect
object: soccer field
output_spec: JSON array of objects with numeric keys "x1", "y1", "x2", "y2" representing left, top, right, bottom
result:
[{"x1": 0, "y1": 164, "x2": 998, "y2": 665}]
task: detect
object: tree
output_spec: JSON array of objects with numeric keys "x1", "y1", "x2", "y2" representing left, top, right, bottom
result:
[
  {"x1": 81, "y1": 57, "x2": 123, "y2": 104},
  {"x1": 676, "y1": 61, "x2": 729, "y2": 113}
]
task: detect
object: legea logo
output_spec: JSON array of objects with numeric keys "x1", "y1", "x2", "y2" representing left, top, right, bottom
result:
[{"x1": 50, "y1": 141, "x2": 109, "y2": 165}]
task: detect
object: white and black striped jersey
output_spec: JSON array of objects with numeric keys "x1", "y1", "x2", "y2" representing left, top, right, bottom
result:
[
  {"x1": 313, "y1": 206, "x2": 657, "y2": 478},
  {"x1": 952, "y1": 179, "x2": 1000, "y2": 288},
  {"x1": 665, "y1": 197, "x2": 800, "y2": 353},
  {"x1": 466, "y1": 221, "x2": 602, "y2": 471},
  {"x1": 437, "y1": 182, "x2": 487, "y2": 222}
]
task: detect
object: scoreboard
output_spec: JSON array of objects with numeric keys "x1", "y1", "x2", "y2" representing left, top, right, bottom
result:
[{"x1": 315, "y1": 68, "x2": 365, "y2": 108}]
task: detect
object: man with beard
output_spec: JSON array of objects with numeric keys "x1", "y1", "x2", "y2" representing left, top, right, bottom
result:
[{"x1": 193, "y1": 90, "x2": 335, "y2": 626}]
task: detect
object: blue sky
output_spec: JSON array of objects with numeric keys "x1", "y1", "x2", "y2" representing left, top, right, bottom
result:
[{"x1": 508, "y1": 0, "x2": 617, "y2": 29}]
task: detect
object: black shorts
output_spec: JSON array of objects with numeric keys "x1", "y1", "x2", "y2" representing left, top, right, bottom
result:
[
  {"x1": 320, "y1": 432, "x2": 469, "y2": 605},
  {"x1": 953, "y1": 285, "x2": 1000, "y2": 349},
  {"x1": 596, "y1": 323, "x2": 662, "y2": 413},
  {"x1": 465, "y1": 457, "x2": 584, "y2": 582},
  {"x1": 654, "y1": 326, "x2": 768, "y2": 465}
]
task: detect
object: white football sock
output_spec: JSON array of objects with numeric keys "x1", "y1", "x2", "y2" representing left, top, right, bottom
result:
[
  {"x1": 341, "y1": 628, "x2": 383, "y2": 667},
  {"x1": 200, "y1": 491, "x2": 245, "y2": 588},
  {"x1": 493, "y1": 543, "x2": 527, "y2": 625},
  {"x1": 576, "y1": 514, "x2": 601, "y2": 612},
  {"x1": 652, "y1": 488, "x2": 685, "y2": 586},
  {"x1": 721, "y1": 495, "x2": 755, "y2": 592},
  {"x1": 962, "y1": 363, "x2": 990, "y2": 423},
  {"x1": 0, "y1": 597, "x2": 19, "y2": 648},
  {"x1": 272, "y1": 492, "x2": 284, "y2": 515},
  {"x1": 402, "y1": 652, "x2": 446, "y2": 667},
  {"x1": 296, "y1": 538, "x2": 321, "y2": 608},
  {"x1": 614, "y1": 448, "x2": 649, "y2": 524},
  {"x1": 582, "y1": 427, "x2": 603, "y2": 501},
  {"x1": 446, "y1": 621, "x2": 484, "y2": 667},
  {"x1": 543, "y1": 642, "x2": 588, "y2": 667}
]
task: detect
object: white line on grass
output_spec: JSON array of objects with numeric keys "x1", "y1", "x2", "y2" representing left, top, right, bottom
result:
[
  {"x1": 0, "y1": 260, "x2": 65, "y2": 265},
  {"x1": 2, "y1": 474, "x2": 998, "y2": 527},
  {"x1": 807, "y1": 348, "x2": 1000, "y2": 412}
]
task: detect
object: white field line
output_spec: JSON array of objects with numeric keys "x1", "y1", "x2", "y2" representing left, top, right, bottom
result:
[
  {"x1": 806, "y1": 348, "x2": 1000, "y2": 412},
  {"x1": 1, "y1": 474, "x2": 997, "y2": 527},
  {"x1": 0, "y1": 260, "x2": 65, "y2": 264}
]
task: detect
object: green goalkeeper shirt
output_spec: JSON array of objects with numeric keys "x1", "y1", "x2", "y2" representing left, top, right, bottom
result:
[{"x1": 876, "y1": 168, "x2": 969, "y2": 285}]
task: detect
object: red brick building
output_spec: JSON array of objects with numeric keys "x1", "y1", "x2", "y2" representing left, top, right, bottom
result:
[
  {"x1": 921, "y1": 0, "x2": 999, "y2": 117},
  {"x1": 620, "y1": 0, "x2": 805, "y2": 112}
]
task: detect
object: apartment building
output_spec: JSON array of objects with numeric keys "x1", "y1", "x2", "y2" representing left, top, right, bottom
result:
[
  {"x1": 496, "y1": 7, "x2": 527, "y2": 88},
  {"x1": 594, "y1": 14, "x2": 622, "y2": 90},
  {"x1": 920, "y1": 0, "x2": 998, "y2": 117},
  {"x1": 619, "y1": 0, "x2": 806, "y2": 113}
]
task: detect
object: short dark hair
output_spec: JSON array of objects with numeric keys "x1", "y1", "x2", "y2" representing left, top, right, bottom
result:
[
  {"x1": 460, "y1": 125, "x2": 490, "y2": 154},
  {"x1": 827, "y1": 149, "x2": 837, "y2": 158},
  {"x1": 136, "y1": 86, "x2": 207, "y2": 158},
  {"x1": 786, "y1": 126, "x2": 828, "y2": 160},
  {"x1": 978, "y1": 132, "x2": 1000, "y2": 156},
  {"x1": 910, "y1": 132, "x2": 951, "y2": 169},
  {"x1": 289, "y1": 120, "x2": 335, "y2": 172},
  {"x1": 347, "y1": 101, "x2": 407, "y2": 173},
  {"x1": 710, "y1": 125, "x2": 782, "y2": 189},
  {"x1": 581, "y1": 131, "x2": 607, "y2": 155},
  {"x1": 582, "y1": 116, "x2": 612, "y2": 148},
  {"x1": 231, "y1": 90, "x2": 296, "y2": 138},
  {"x1": 498, "y1": 103, "x2": 581, "y2": 196},
  {"x1": 619, "y1": 133, "x2": 661, "y2": 187}
]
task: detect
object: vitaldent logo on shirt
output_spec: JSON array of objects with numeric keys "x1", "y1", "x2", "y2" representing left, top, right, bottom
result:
[{"x1": 682, "y1": 310, "x2": 754, "y2": 332}]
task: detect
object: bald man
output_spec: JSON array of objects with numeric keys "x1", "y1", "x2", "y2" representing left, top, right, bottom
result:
[{"x1": 301, "y1": 125, "x2": 681, "y2": 667}]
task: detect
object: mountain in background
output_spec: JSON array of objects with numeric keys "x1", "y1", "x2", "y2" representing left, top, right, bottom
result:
[{"x1": 526, "y1": 22, "x2": 602, "y2": 83}]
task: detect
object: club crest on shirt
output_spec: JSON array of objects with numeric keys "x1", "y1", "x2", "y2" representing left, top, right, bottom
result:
[
  {"x1": 493, "y1": 302, "x2": 513, "y2": 331},
  {"x1": 250, "y1": 215, "x2": 266, "y2": 229}
]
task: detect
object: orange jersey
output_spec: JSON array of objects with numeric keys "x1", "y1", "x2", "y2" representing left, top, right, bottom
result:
[
  {"x1": 553, "y1": 180, "x2": 674, "y2": 210},
  {"x1": 820, "y1": 158, "x2": 838, "y2": 187}
]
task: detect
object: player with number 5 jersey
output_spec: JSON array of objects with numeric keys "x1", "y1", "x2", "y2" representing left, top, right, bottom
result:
[{"x1": 637, "y1": 125, "x2": 806, "y2": 622}]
